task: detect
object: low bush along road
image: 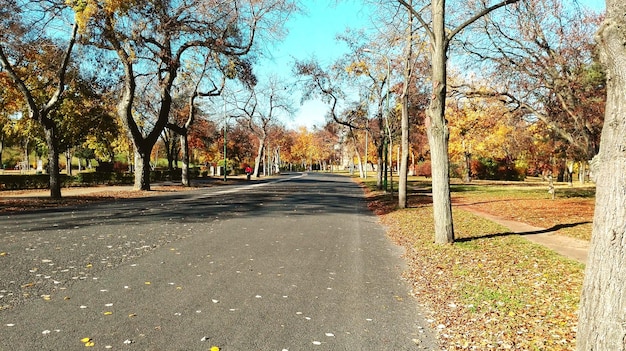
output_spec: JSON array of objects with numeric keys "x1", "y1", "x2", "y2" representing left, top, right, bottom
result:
[{"x1": 0, "y1": 173, "x2": 438, "y2": 351}]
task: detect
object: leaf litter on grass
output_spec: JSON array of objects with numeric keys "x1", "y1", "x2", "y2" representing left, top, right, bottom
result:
[
  {"x1": 451, "y1": 184, "x2": 594, "y2": 241},
  {"x1": 372, "y1": 192, "x2": 583, "y2": 350}
]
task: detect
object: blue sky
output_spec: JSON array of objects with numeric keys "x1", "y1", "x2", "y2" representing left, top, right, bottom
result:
[
  {"x1": 257, "y1": 0, "x2": 606, "y2": 130},
  {"x1": 255, "y1": 0, "x2": 375, "y2": 130}
]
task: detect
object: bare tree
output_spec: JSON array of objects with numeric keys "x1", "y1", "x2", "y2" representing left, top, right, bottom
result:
[
  {"x1": 398, "y1": 0, "x2": 521, "y2": 243},
  {"x1": 235, "y1": 77, "x2": 292, "y2": 178}
]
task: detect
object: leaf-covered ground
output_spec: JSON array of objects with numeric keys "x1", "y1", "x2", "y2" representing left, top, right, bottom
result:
[
  {"x1": 365, "y1": 180, "x2": 589, "y2": 350},
  {"x1": 450, "y1": 181, "x2": 595, "y2": 241}
]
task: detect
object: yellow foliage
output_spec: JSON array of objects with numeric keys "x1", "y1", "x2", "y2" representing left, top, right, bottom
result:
[
  {"x1": 345, "y1": 61, "x2": 370, "y2": 76},
  {"x1": 67, "y1": 0, "x2": 137, "y2": 31},
  {"x1": 447, "y1": 97, "x2": 515, "y2": 162}
]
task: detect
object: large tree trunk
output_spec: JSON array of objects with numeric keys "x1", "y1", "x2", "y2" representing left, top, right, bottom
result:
[
  {"x1": 253, "y1": 139, "x2": 265, "y2": 178},
  {"x1": 352, "y1": 134, "x2": 365, "y2": 178},
  {"x1": 398, "y1": 1, "x2": 412, "y2": 209},
  {"x1": 44, "y1": 126, "x2": 61, "y2": 199},
  {"x1": 133, "y1": 144, "x2": 152, "y2": 191},
  {"x1": 428, "y1": 0, "x2": 454, "y2": 244},
  {"x1": 577, "y1": 3, "x2": 626, "y2": 349},
  {"x1": 399, "y1": 98, "x2": 409, "y2": 208}
]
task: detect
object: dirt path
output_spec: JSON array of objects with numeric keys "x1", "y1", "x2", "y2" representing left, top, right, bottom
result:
[{"x1": 455, "y1": 204, "x2": 589, "y2": 264}]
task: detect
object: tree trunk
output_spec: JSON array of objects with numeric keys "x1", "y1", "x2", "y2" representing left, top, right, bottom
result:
[
  {"x1": 180, "y1": 132, "x2": 190, "y2": 186},
  {"x1": 577, "y1": 4, "x2": 626, "y2": 348},
  {"x1": 376, "y1": 142, "x2": 384, "y2": 189},
  {"x1": 399, "y1": 94, "x2": 410, "y2": 208},
  {"x1": 428, "y1": 0, "x2": 454, "y2": 244},
  {"x1": 578, "y1": 160, "x2": 587, "y2": 184},
  {"x1": 65, "y1": 149, "x2": 72, "y2": 176},
  {"x1": 567, "y1": 161, "x2": 574, "y2": 187},
  {"x1": 463, "y1": 151, "x2": 472, "y2": 183},
  {"x1": 44, "y1": 127, "x2": 61, "y2": 199},
  {"x1": 254, "y1": 139, "x2": 265, "y2": 178},
  {"x1": 0, "y1": 136, "x2": 3, "y2": 169},
  {"x1": 133, "y1": 144, "x2": 151, "y2": 191}
]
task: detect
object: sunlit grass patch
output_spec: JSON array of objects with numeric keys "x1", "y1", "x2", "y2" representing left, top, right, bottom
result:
[{"x1": 378, "y1": 200, "x2": 583, "y2": 350}]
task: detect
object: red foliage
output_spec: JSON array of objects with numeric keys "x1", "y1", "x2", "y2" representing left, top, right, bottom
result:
[{"x1": 415, "y1": 161, "x2": 432, "y2": 177}]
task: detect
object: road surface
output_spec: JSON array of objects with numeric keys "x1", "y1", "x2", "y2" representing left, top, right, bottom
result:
[{"x1": 0, "y1": 173, "x2": 437, "y2": 350}]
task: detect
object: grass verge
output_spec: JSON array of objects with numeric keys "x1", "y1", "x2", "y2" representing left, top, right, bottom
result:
[{"x1": 362, "y1": 179, "x2": 584, "y2": 350}]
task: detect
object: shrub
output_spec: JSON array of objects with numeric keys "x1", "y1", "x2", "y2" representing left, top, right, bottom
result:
[
  {"x1": 415, "y1": 161, "x2": 432, "y2": 177},
  {"x1": 472, "y1": 157, "x2": 525, "y2": 181}
]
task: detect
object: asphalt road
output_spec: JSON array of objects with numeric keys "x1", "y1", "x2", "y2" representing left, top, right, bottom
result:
[{"x1": 0, "y1": 172, "x2": 437, "y2": 350}]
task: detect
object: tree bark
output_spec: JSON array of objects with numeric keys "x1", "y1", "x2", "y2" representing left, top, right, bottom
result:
[
  {"x1": 133, "y1": 145, "x2": 151, "y2": 191},
  {"x1": 463, "y1": 151, "x2": 472, "y2": 183},
  {"x1": 429, "y1": 0, "x2": 454, "y2": 244},
  {"x1": 180, "y1": 132, "x2": 190, "y2": 186},
  {"x1": 577, "y1": 2, "x2": 626, "y2": 348},
  {"x1": 399, "y1": 98, "x2": 409, "y2": 208},
  {"x1": 254, "y1": 139, "x2": 265, "y2": 177},
  {"x1": 376, "y1": 142, "x2": 384, "y2": 189},
  {"x1": 44, "y1": 126, "x2": 61, "y2": 199},
  {"x1": 399, "y1": 1, "x2": 413, "y2": 208}
]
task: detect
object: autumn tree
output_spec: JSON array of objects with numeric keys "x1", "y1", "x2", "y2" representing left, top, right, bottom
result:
[
  {"x1": 290, "y1": 126, "x2": 315, "y2": 170},
  {"x1": 0, "y1": 68, "x2": 23, "y2": 168},
  {"x1": 272, "y1": 127, "x2": 296, "y2": 171},
  {"x1": 75, "y1": 0, "x2": 296, "y2": 190},
  {"x1": 168, "y1": 51, "x2": 257, "y2": 186},
  {"x1": 55, "y1": 75, "x2": 117, "y2": 175},
  {"x1": 576, "y1": 0, "x2": 626, "y2": 348},
  {"x1": 398, "y1": 0, "x2": 522, "y2": 243},
  {"x1": 188, "y1": 117, "x2": 220, "y2": 167},
  {"x1": 462, "y1": 0, "x2": 604, "y2": 183},
  {"x1": 309, "y1": 122, "x2": 342, "y2": 171},
  {"x1": 0, "y1": 0, "x2": 78, "y2": 198},
  {"x1": 447, "y1": 95, "x2": 518, "y2": 181}
]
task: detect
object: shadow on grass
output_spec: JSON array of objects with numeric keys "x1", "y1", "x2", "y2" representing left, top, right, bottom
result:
[
  {"x1": 366, "y1": 192, "x2": 433, "y2": 216},
  {"x1": 456, "y1": 221, "x2": 592, "y2": 242}
]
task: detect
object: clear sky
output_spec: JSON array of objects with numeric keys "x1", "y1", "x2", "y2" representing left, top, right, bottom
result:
[
  {"x1": 257, "y1": 0, "x2": 606, "y2": 130},
  {"x1": 255, "y1": 0, "x2": 375, "y2": 130}
]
